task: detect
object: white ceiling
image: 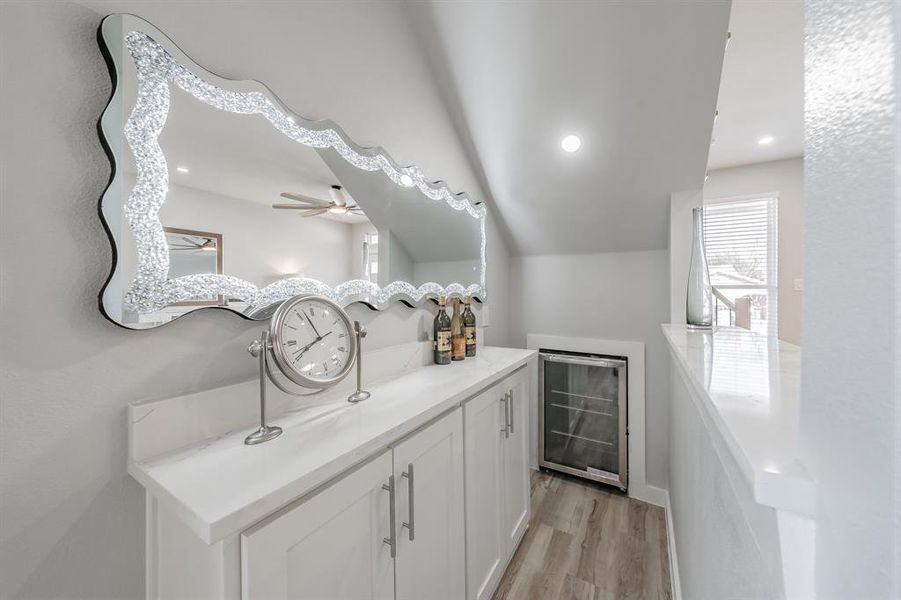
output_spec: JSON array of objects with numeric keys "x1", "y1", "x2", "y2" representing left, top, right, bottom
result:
[
  {"x1": 707, "y1": 0, "x2": 803, "y2": 171},
  {"x1": 81, "y1": 0, "x2": 731, "y2": 257},
  {"x1": 410, "y1": 1, "x2": 731, "y2": 254}
]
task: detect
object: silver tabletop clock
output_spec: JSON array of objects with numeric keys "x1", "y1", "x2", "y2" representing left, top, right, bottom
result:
[{"x1": 245, "y1": 294, "x2": 368, "y2": 445}]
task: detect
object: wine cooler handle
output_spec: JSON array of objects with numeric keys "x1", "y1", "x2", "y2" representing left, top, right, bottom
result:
[
  {"x1": 401, "y1": 465, "x2": 415, "y2": 541},
  {"x1": 382, "y1": 475, "x2": 396, "y2": 558},
  {"x1": 507, "y1": 389, "x2": 514, "y2": 434},
  {"x1": 500, "y1": 394, "x2": 510, "y2": 438}
]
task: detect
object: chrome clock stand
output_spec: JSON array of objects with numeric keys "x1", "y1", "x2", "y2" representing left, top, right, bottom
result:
[
  {"x1": 347, "y1": 321, "x2": 371, "y2": 404},
  {"x1": 245, "y1": 330, "x2": 283, "y2": 445}
]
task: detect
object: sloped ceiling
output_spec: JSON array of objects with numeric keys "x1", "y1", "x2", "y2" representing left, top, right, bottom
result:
[
  {"x1": 79, "y1": 0, "x2": 729, "y2": 257},
  {"x1": 410, "y1": 1, "x2": 731, "y2": 255}
]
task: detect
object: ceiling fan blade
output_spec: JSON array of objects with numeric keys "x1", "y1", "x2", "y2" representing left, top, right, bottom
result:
[
  {"x1": 271, "y1": 203, "x2": 318, "y2": 209},
  {"x1": 301, "y1": 208, "x2": 329, "y2": 218},
  {"x1": 280, "y1": 192, "x2": 330, "y2": 206}
]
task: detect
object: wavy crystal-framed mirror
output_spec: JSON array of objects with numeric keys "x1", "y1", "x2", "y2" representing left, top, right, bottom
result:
[{"x1": 98, "y1": 14, "x2": 486, "y2": 329}]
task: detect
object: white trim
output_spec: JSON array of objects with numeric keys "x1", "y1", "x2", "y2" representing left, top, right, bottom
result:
[
  {"x1": 526, "y1": 333, "x2": 649, "y2": 503},
  {"x1": 664, "y1": 490, "x2": 682, "y2": 600}
]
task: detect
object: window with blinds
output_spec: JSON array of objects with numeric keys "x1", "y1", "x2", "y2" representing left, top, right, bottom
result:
[{"x1": 703, "y1": 197, "x2": 778, "y2": 335}]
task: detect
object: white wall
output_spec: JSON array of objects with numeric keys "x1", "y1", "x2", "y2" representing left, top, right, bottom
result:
[
  {"x1": 667, "y1": 364, "x2": 785, "y2": 600},
  {"x1": 510, "y1": 251, "x2": 670, "y2": 489},
  {"x1": 704, "y1": 157, "x2": 804, "y2": 344},
  {"x1": 0, "y1": 2, "x2": 510, "y2": 598},
  {"x1": 160, "y1": 183, "x2": 354, "y2": 287},
  {"x1": 801, "y1": 1, "x2": 900, "y2": 597}
]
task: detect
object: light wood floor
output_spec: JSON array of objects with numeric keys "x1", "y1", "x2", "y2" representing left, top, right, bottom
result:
[{"x1": 493, "y1": 470, "x2": 672, "y2": 600}]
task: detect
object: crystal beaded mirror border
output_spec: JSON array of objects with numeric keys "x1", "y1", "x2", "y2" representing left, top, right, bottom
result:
[{"x1": 97, "y1": 14, "x2": 487, "y2": 329}]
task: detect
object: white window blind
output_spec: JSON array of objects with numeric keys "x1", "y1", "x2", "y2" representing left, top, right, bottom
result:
[{"x1": 703, "y1": 197, "x2": 778, "y2": 335}]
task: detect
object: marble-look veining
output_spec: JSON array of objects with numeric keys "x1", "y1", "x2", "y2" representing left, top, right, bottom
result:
[
  {"x1": 661, "y1": 324, "x2": 815, "y2": 514},
  {"x1": 128, "y1": 345, "x2": 536, "y2": 544}
]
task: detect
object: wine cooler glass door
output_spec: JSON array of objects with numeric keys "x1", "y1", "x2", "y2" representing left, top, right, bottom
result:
[{"x1": 540, "y1": 353, "x2": 627, "y2": 489}]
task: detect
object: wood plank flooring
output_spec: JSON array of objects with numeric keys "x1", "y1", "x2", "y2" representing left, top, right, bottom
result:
[{"x1": 493, "y1": 470, "x2": 672, "y2": 600}]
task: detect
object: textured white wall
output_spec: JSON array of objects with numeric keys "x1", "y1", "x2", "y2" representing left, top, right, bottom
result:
[
  {"x1": 510, "y1": 251, "x2": 670, "y2": 488},
  {"x1": 0, "y1": 2, "x2": 510, "y2": 598},
  {"x1": 704, "y1": 158, "x2": 805, "y2": 345},
  {"x1": 802, "y1": 1, "x2": 900, "y2": 597}
]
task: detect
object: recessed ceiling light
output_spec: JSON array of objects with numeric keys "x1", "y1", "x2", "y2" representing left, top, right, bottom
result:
[
  {"x1": 400, "y1": 174, "x2": 414, "y2": 187},
  {"x1": 758, "y1": 136, "x2": 774, "y2": 145},
  {"x1": 176, "y1": 166, "x2": 189, "y2": 173},
  {"x1": 561, "y1": 135, "x2": 582, "y2": 153}
]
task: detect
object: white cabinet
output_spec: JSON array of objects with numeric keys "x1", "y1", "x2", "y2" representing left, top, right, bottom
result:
[
  {"x1": 138, "y1": 360, "x2": 535, "y2": 600},
  {"x1": 464, "y1": 384, "x2": 506, "y2": 600},
  {"x1": 501, "y1": 372, "x2": 530, "y2": 551},
  {"x1": 393, "y1": 408, "x2": 465, "y2": 600},
  {"x1": 242, "y1": 409, "x2": 466, "y2": 600},
  {"x1": 241, "y1": 450, "x2": 396, "y2": 600},
  {"x1": 464, "y1": 367, "x2": 531, "y2": 600}
]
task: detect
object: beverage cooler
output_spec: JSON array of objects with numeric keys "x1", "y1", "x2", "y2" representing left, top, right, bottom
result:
[{"x1": 539, "y1": 351, "x2": 628, "y2": 491}]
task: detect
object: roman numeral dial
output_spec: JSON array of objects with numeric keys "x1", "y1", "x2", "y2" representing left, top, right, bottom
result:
[{"x1": 271, "y1": 295, "x2": 355, "y2": 388}]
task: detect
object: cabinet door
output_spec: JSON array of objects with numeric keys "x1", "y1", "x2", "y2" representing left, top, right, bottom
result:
[
  {"x1": 241, "y1": 451, "x2": 395, "y2": 600},
  {"x1": 502, "y1": 371, "x2": 531, "y2": 554},
  {"x1": 464, "y1": 384, "x2": 506, "y2": 600},
  {"x1": 393, "y1": 408, "x2": 465, "y2": 600}
]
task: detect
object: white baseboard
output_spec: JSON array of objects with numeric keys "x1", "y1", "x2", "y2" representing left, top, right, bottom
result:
[
  {"x1": 629, "y1": 483, "x2": 667, "y2": 507},
  {"x1": 664, "y1": 490, "x2": 682, "y2": 600}
]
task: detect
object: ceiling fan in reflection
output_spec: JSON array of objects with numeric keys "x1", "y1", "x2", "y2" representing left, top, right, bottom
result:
[
  {"x1": 169, "y1": 237, "x2": 217, "y2": 252},
  {"x1": 272, "y1": 185, "x2": 364, "y2": 217}
]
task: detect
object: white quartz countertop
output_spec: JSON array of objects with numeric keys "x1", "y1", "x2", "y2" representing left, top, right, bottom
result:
[
  {"x1": 661, "y1": 324, "x2": 815, "y2": 515},
  {"x1": 128, "y1": 346, "x2": 536, "y2": 544}
]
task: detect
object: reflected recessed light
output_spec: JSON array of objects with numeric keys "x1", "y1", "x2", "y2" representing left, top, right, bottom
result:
[
  {"x1": 400, "y1": 174, "x2": 414, "y2": 187},
  {"x1": 758, "y1": 136, "x2": 774, "y2": 145},
  {"x1": 561, "y1": 134, "x2": 582, "y2": 153},
  {"x1": 176, "y1": 166, "x2": 189, "y2": 173}
]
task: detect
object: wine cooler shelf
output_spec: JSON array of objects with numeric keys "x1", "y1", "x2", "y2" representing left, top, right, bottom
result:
[{"x1": 539, "y1": 351, "x2": 628, "y2": 490}]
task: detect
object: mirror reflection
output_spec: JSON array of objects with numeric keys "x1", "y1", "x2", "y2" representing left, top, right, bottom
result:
[{"x1": 100, "y1": 16, "x2": 485, "y2": 329}]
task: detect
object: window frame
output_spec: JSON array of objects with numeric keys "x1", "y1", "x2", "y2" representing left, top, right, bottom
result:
[{"x1": 703, "y1": 192, "x2": 779, "y2": 337}]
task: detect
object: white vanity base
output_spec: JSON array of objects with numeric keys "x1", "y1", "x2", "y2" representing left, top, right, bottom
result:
[{"x1": 129, "y1": 344, "x2": 536, "y2": 600}]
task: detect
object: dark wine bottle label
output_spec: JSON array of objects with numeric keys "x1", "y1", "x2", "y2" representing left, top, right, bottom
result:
[
  {"x1": 465, "y1": 326, "x2": 477, "y2": 356},
  {"x1": 436, "y1": 331, "x2": 451, "y2": 352}
]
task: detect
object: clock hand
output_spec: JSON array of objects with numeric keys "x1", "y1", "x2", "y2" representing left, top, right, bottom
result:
[
  {"x1": 294, "y1": 339, "x2": 319, "y2": 360},
  {"x1": 303, "y1": 311, "x2": 322, "y2": 339},
  {"x1": 294, "y1": 331, "x2": 333, "y2": 362}
]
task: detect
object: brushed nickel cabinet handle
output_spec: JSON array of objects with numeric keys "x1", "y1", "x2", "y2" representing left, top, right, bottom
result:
[
  {"x1": 508, "y1": 389, "x2": 514, "y2": 434},
  {"x1": 500, "y1": 395, "x2": 510, "y2": 438},
  {"x1": 382, "y1": 475, "x2": 396, "y2": 558},
  {"x1": 401, "y1": 464, "x2": 415, "y2": 541}
]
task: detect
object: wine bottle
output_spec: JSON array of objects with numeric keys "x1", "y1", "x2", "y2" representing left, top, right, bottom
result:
[
  {"x1": 433, "y1": 297, "x2": 452, "y2": 365},
  {"x1": 463, "y1": 297, "x2": 476, "y2": 357},
  {"x1": 451, "y1": 298, "x2": 465, "y2": 361}
]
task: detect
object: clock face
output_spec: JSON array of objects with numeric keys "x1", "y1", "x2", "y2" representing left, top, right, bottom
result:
[{"x1": 271, "y1": 296, "x2": 355, "y2": 387}]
